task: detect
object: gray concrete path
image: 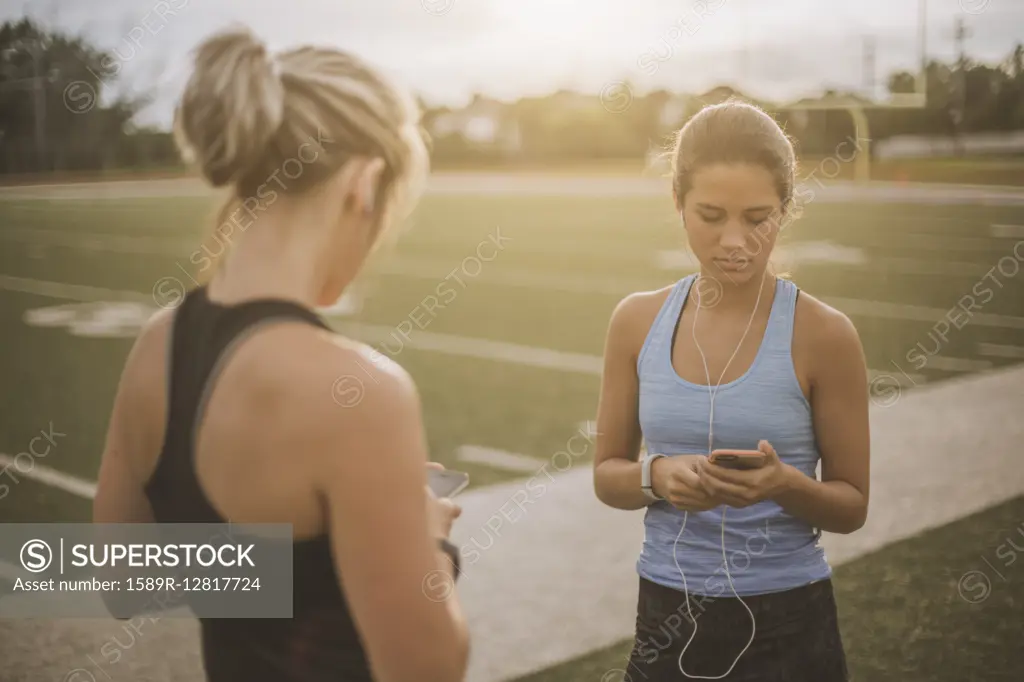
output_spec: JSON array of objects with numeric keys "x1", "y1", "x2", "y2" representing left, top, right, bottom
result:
[{"x1": 1, "y1": 364, "x2": 1022, "y2": 681}]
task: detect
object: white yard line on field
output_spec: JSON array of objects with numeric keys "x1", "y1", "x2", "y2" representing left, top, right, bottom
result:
[
  {"x1": 5, "y1": 262, "x2": 1024, "y2": 335},
  {"x1": 978, "y1": 342, "x2": 1024, "y2": 359},
  {"x1": 339, "y1": 321, "x2": 604, "y2": 375},
  {"x1": 9, "y1": 273, "x2": 1018, "y2": 394},
  {"x1": 0, "y1": 275, "x2": 966, "y2": 387},
  {"x1": 0, "y1": 453, "x2": 96, "y2": 499},
  {"x1": 921, "y1": 356, "x2": 994, "y2": 373},
  {"x1": 1, "y1": 225, "x2": 1012, "y2": 283},
  {"x1": 0, "y1": 274, "x2": 147, "y2": 303},
  {"x1": 830, "y1": 295, "x2": 1024, "y2": 331},
  {"x1": 455, "y1": 446, "x2": 545, "y2": 473},
  {"x1": 990, "y1": 223, "x2": 1024, "y2": 239}
]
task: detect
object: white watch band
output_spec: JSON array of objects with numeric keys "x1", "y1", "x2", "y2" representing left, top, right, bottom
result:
[{"x1": 641, "y1": 453, "x2": 666, "y2": 501}]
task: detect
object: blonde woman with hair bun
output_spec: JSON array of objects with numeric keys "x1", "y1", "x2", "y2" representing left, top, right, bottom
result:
[{"x1": 92, "y1": 25, "x2": 469, "y2": 682}]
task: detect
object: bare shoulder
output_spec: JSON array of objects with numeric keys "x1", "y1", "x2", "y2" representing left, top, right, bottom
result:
[
  {"x1": 128, "y1": 307, "x2": 175, "y2": 377},
  {"x1": 106, "y1": 307, "x2": 176, "y2": 480},
  {"x1": 606, "y1": 283, "x2": 676, "y2": 359},
  {"x1": 113, "y1": 307, "x2": 176, "y2": 418},
  {"x1": 792, "y1": 288, "x2": 866, "y2": 369},
  {"x1": 239, "y1": 324, "x2": 422, "y2": 474},
  {"x1": 260, "y1": 325, "x2": 417, "y2": 420}
]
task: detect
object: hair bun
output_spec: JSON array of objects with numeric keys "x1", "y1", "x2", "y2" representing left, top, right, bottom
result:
[{"x1": 174, "y1": 26, "x2": 287, "y2": 188}]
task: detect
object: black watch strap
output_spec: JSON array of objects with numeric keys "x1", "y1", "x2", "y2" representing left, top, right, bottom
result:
[{"x1": 438, "y1": 538, "x2": 461, "y2": 580}]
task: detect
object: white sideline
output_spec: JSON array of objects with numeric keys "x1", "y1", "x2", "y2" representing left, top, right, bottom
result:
[
  {"x1": 0, "y1": 274, "x2": 1017, "y2": 386},
  {"x1": 5, "y1": 269, "x2": 1024, "y2": 333},
  {"x1": 4, "y1": 273, "x2": 941, "y2": 386},
  {"x1": 0, "y1": 226, "x2": 1016, "y2": 287},
  {"x1": 456, "y1": 446, "x2": 546, "y2": 473},
  {"x1": 0, "y1": 453, "x2": 97, "y2": 499},
  {"x1": 990, "y1": 224, "x2": 1024, "y2": 238},
  {"x1": 978, "y1": 342, "x2": 1024, "y2": 359}
]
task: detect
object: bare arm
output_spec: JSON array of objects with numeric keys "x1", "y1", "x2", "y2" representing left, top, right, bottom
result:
[
  {"x1": 93, "y1": 313, "x2": 165, "y2": 526},
  {"x1": 592, "y1": 295, "x2": 652, "y2": 510},
  {"x1": 93, "y1": 313, "x2": 166, "y2": 618},
  {"x1": 773, "y1": 311, "x2": 870, "y2": 534},
  {"x1": 319, "y1": 353, "x2": 469, "y2": 682},
  {"x1": 595, "y1": 293, "x2": 731, "y2": 513}
]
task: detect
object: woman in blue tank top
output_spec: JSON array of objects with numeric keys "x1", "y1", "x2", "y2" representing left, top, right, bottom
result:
[{"x1": 593, "y1": 101, "x2": 870, "y2": 681}]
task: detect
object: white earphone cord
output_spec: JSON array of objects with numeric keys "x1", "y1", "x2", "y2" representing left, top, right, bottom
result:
[{"x1": 672, "y1": 272, "x2": 768, "y2": 679}]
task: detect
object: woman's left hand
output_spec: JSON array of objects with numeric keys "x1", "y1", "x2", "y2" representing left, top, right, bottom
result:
[{"x1": 699, "y1": 440, "x2": 793, "y2": 508}]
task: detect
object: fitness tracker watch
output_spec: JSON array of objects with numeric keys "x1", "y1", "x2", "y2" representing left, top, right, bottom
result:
[
  {"x1": 641, "y1": 453, "x2": 666, "y2": 502},
  {"x1": 438, "y1": 538, "x2": 461, "y2": 580}
]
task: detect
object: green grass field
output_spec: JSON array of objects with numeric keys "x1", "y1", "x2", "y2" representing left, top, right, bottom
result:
[
  {"x1": 1, "y1": 190, "x2": 1023, "y2": 523},
  {"x1": 0, "y1": 183, "x2": 1022, "y2": 679}
]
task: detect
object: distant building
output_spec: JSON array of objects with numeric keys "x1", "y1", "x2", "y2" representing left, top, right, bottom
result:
[
  {"x1": 875, "y1": 130, "x2": 1024, "y2": 160},
  {"x1": 648, "y1": 87, "x2": 756, "y2": 173},
  {"x1": 426, "y1": 94, "x2": 521, "y2": 154}
]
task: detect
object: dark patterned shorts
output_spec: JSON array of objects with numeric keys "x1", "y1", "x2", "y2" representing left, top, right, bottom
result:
[{"x1": 624, "y1": 576, "x2": 849, "y2": 682}]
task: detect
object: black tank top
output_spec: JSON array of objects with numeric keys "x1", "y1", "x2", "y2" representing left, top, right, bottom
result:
[{"x1": 144, "y1": 286, "x2": 374, "y2": 682}]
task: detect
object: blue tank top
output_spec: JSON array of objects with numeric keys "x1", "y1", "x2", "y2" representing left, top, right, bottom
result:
[{"x1": 636, "y1": 274, "x2": 832, "y2": 597}]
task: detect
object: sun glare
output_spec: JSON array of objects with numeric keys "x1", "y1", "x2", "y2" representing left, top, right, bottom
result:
[{"x1": 492, "y1": 0, "x2": 612, "y2": 44}]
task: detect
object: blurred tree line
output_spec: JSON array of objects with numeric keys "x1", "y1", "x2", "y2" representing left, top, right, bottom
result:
[
  {"x1": 0, "y1": 19, "x2": 177, "y2": 175},
  {"x1": 2, "y1": 18, "x2": 1024, "y2": 175}
]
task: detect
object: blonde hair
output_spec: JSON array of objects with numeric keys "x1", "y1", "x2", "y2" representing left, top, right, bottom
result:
[{"x1": 173, "y1": 26, "x2": 428, "y2": 274}]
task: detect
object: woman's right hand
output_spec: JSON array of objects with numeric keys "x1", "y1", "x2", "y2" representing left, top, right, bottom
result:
[
  {"x1": 426, "y1": 462, "x2": 462, "y2": 538},
  {"x1": 650, "y1": 455, "x2": 721, "y2": 512}
]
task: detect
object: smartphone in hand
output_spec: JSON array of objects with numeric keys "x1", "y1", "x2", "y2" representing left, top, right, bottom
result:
[
  {"x1": 708, "y1": 449, "x2": 766, "y2": 471},
  {"x1": 428, "y1": 468, "x2": 470, "y2": 498}
]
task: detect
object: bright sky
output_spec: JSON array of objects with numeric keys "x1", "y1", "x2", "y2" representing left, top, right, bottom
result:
[{"x1": 5, "y1": 0, "x2": 1022, "y2": 127}]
